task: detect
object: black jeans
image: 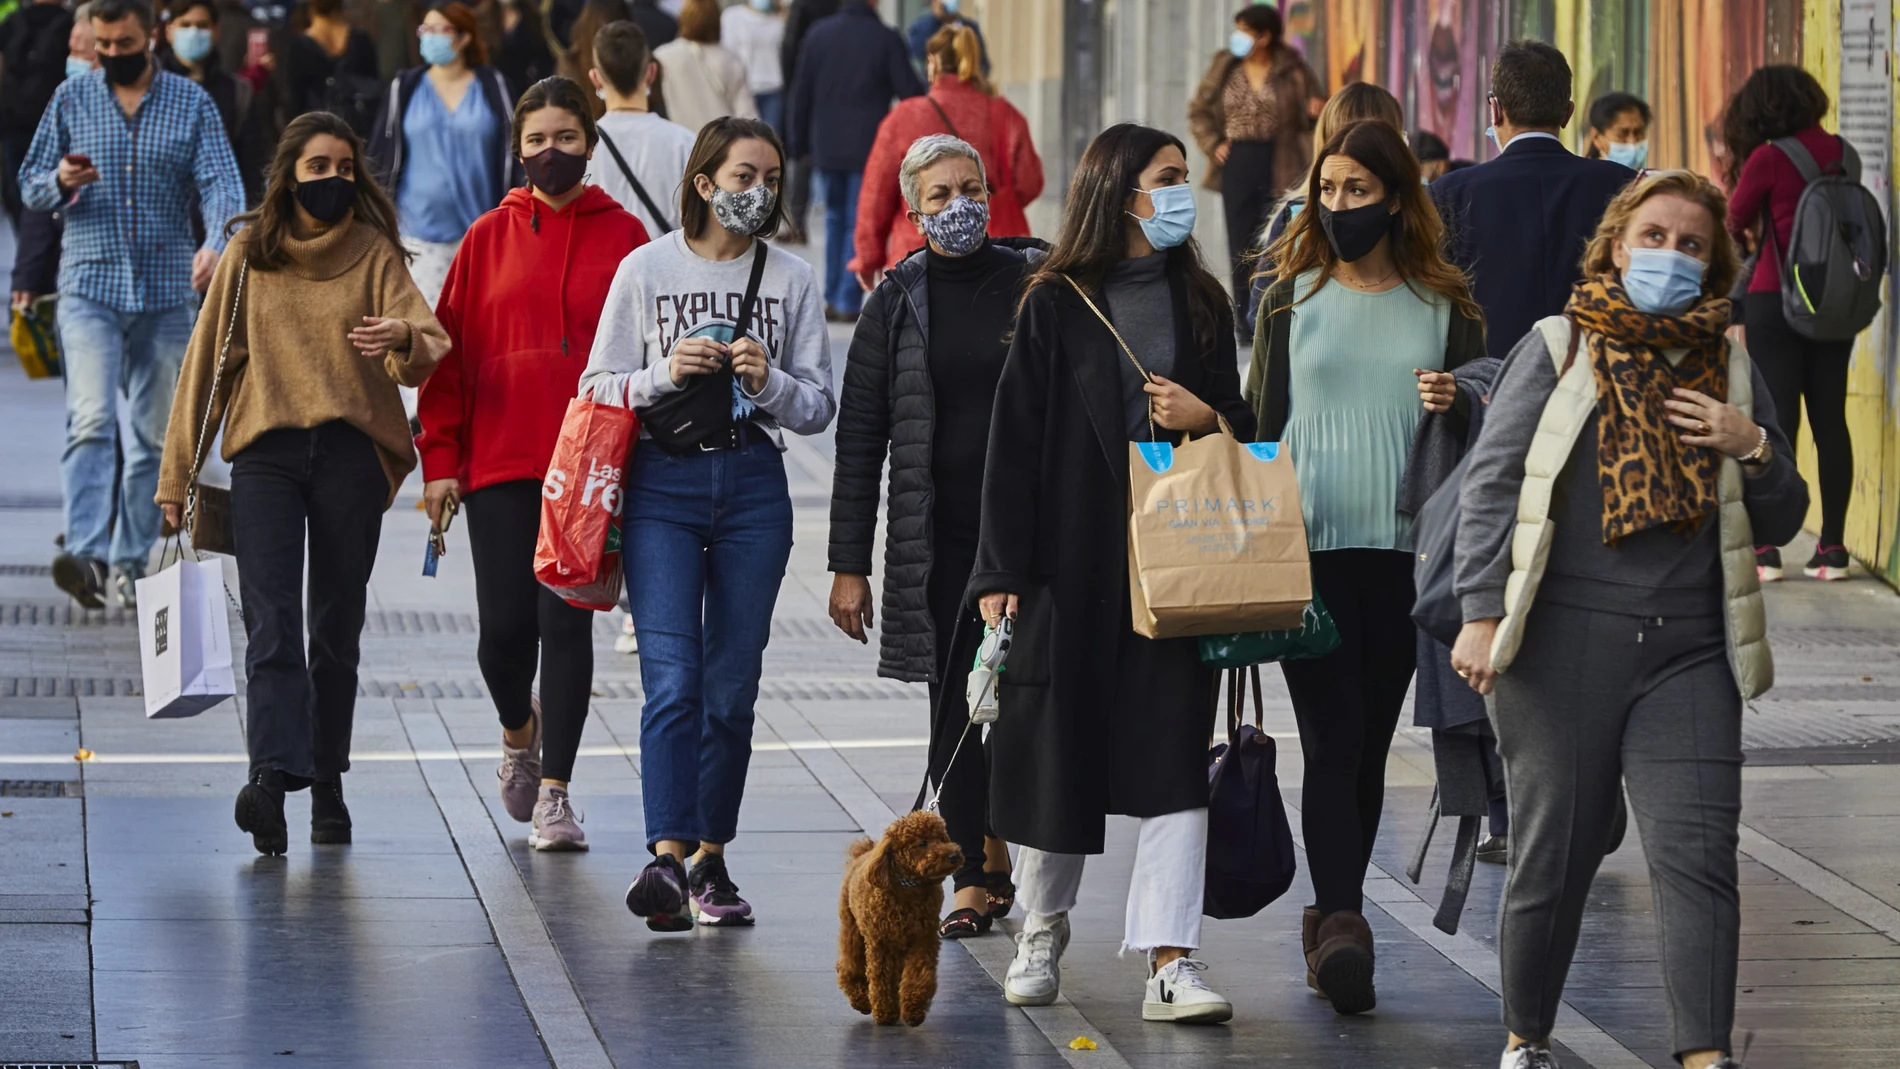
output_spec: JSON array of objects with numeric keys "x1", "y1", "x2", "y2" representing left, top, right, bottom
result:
[
  {"x1": 1745, "y1": 290, "x2": 1853, "y2": 544},
  {"x1": 464, "y1": 479, "x2": 595, "y2": 783},
  {"x1": 1280, "y1": 549, "x2": 1418, "y2": 915},
  {"x1": 231, "y1": 422, "x2": 386, "y2": 787},
  {"x1": 925, "y1": 531, "x2": 992, "y2": 891},
  {"x1": 1221, "y1": 139, "x2": 1279, "y2": 324}
]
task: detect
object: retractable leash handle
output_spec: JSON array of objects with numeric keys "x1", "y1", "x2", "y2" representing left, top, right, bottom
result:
[{"x1": 965, "y1": 616, "x2": 1013, "y2": 725}]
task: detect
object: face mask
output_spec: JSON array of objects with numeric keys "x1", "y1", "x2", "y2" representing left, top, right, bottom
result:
[
  {"x1": 1621, "y1": 247, "x2": 1707, "y2": 316},
  {"x1": 1606, "y1": 139, "x2": 1649, "y2": 170},
  {"x1": 749, "y1": 0, "x2": 773, "y2": 10},
  {"x1": 709, "y1": 181, "x2": 776, "y2": 236},
  {"x1": 1228, "y1": 30, "x2": 1254, "y2": 59},
  {"x1": 66, "y1": 56, "x2": 93, "y2": 80},
  {"x1": 1485, "y1": 125, "x2": 1501, "y2": 151},
  {"x1": 917, "y1": 195, "x2": 988, "y2": 257},
  {"x1": 1319, "y1": 201, "x2": 1395, "y2": 263},
  {"x1": 524, "y1": 146, "x2": 587, "y2": 197},
  {"x1": 100, "y1": 49, "x2": 148, "y2": 86},
  {"x1": 419, "y1": 32, "x2": 459, "y2": 67},
  {"x1": 171, "y1": 27, "x2": 214, "y2": 65},
  {"x1": 294, "y1": 174, "x2": 357, "y2": 224},
  {"x1": 1129, "y1": 182, "x2": 1195, "y2": 250},
  {"x1": 942, "y1": 0, "x2": 959, "y2": 13}
]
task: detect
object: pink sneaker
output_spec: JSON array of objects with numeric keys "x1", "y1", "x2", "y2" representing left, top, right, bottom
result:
[
  {"x1": 497, "y1": 699, "x2": 542, "y2": 823},
  {"x1": 530, "y1": 785, "x2": 588, "y2": 851}
]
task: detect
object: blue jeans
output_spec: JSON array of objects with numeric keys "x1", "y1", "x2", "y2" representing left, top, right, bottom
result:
[
  {"x1": 623, "y1": 439, "x2": 794, "y2": 848},
  {"x1": 755, "y1": 90, "x2": 784, "y2": 136},
  {"x1": 56, "y1": 295, "x2": 196, "y2": 569},
  {"x1": 817, "y1": 168, "x2": 863, "y2": 314}
]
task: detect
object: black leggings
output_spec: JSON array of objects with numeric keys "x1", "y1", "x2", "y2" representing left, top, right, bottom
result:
[
  {"x1": 463, "y1": 479, "x2": 595, "y2": 784},
  {"x1": 1280, "y1": 549, "x2": 1418, "y2": 915},
  {"x1": 1222, "y1": 139, "x2": 1279, "y2": 323},
  {"x1": 925, "y1": 534, "x2": 994, "y2": 892},
  {"x1": 1745, "y1": 291, "x2": 1853, "y2": 545}
]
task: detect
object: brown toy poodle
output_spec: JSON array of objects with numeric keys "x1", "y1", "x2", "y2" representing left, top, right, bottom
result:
[{"x1": 836, "y1": 810, "x2": 964, "y2": 1026}]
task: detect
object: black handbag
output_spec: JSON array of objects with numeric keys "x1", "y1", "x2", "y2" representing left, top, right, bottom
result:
[
  {"x1": 1203, "y1": 665, "x2": 1297, "y2": 920},
  {"x1": 637, "y1": 241, "x2": 768, "y2": 454}
]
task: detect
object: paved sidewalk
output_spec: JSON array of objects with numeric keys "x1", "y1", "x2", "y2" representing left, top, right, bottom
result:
[{"x1": 6, "y1": 243, "x2": 1900, "y2": 1067}]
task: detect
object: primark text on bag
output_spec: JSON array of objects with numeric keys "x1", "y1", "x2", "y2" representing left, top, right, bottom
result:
[{"x1": 135, "y1": 558, "x2": 237, "y2": 718}]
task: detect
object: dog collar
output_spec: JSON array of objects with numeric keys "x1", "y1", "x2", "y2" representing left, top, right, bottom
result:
[{"x1": 894, "y1": 872, "x2": 928, "y2": 888}]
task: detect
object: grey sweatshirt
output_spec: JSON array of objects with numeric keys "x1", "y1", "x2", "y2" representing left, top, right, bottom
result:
[
  {"x1": 1455, "y1": 328, "x2": 1808, "y2": 621},
  {"x1": 1102, "y1": 251, "x2": 1176, "y2": 441},
  {"x1": 578, "y1": 231, "x2": 837, "y2": 445}
]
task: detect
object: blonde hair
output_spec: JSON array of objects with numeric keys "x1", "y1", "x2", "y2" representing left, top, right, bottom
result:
[
  {"x1": 927, "y1": 24, "x2": 989, "y2": 95},
  {"x1": 677, "y1": 0, "x2": 719, "y2": 43},
  {"x1": 1581, "y1": 170, "x2": 1741, "y2": 300},
  {"x1": 1256, "y1": 81, "x2": 1404, "y2": 250}
]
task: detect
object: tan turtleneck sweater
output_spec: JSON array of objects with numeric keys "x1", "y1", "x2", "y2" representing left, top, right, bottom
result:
[{"x1": 156, "y1": 213, "x2": 450, "y2": 509}]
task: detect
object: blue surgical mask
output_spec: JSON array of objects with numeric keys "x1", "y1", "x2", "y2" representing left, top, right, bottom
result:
[
  {"x1": 419, "y1": 32, "x2": 459, "y2": 68},
  {"x1": 748, "y1": 0, "x2": 773, "y2": 10},
  {"x1": 65, "y1": 56, "x2": 93, "y2": 80},
  {"x1": 1130, "y1": 183, "x2": 1196, "y2": 250},
  {"x1": 1228, "y1": 30, "x2": 1254, "y2": 59},
  {"x1": 1485, "y1": 125, "x2": 1501, "y2": 151},
  {"x1": 171, "y1": 27, "x2": 214, "y2": 65},
  {"x1": 1622, "y1": 247, "x2": 1708, "y2": 316},
  {"x1": 1606, "y1": 139, "x2": 1649, "y2": 170},
  {"x1": 942, "y1": 0, "x2": 959, "y2": 13}
]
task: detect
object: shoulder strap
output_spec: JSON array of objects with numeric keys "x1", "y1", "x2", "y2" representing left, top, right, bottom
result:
[
  {"x1": 1061, "y1": 272, "x2": 1156, "y2": 441},
  {"x1": 184, "y1": 259, "x2": 247, "y2": 530},
  {"x1": 927, "y1": 95, "x2": 961, "y2": 140},
  {"x1": 1772, "y1": 136, "x2": 1824, "y2": 184},
  {"x1": 597, "y1": 128, "x2": 674, "y2": 234},
  {"x1": 1838, "y1": 137, "x2": 1863, "y2": 182},
  {"x1": 735, "y1": 240, "x2": 769, "y2": 338}
]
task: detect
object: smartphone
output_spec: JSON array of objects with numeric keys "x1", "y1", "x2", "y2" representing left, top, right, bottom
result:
[
  {"x1": 423, "y1": 530, "x2": 442, "y2": 577},
  {"x1": 245, "y1": 28, "x2": 270, "y2": 69},
  {"x1": 63, "y1": 154, "x2": 92, "y2": 169}
]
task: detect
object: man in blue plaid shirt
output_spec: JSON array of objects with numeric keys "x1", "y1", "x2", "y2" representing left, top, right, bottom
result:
[{"x1": 18, "y1": 0, "x2": 242, "y2": 610}]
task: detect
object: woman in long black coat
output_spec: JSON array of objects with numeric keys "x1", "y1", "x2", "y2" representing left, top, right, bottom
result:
[{"x1": 969, "y1": 123, "x2": 1255, "y2": 1024}]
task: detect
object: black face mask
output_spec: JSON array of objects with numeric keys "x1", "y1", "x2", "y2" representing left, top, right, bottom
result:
[
  {"x1": 524, "y1": 147, "x2": 588, "y2": 198},
  {"x1": 100, "y1": 49, "x2": 149, "y2": 87},
  {"x1": 1319, "y1": 201, "x2": 1396, "y2": 263},
  {"x1": 294, "y1": 175, "x2": 357, "y2": 224}
]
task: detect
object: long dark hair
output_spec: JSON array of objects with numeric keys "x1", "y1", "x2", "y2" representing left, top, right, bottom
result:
[
  {"x1": 1267, "y1": 120, "x2": 1482, "y2": 324},
  {"x1": 1023, "y1": 123, "x2": 1232, "y2": 356},
  {"x1": 227, "y1": 111, "x2": 407, "y2": 271},
  {"x1": 1721, "y1": 65, "x2": 1830, "y2": 186}
]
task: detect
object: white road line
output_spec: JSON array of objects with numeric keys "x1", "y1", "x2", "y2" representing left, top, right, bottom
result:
[
  {"x1": 756, "y1": 702, "x2": 1133, "y2": 1069},
  {"x1": 1738, "y1": 821, "x2": 1900, "y2": 942},
  {"x1": 400, "y1": 706, "x2": 616, "y2": 1069},
  {"x1": 0, "y1": 736, "x2": 935, "y2": 765}
]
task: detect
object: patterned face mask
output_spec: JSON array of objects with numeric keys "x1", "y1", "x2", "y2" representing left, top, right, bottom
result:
[
  {"x1": 709, "y1": 181, "x2": 776, "y2": 236},
  {"x1": 916, "y1": 195, "x2": 989, "y2": 257}
]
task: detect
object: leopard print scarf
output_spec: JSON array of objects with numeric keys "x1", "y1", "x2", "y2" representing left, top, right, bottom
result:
[{"x1": 1563, "y1": 277, "x2": 1732, "y2": 544}]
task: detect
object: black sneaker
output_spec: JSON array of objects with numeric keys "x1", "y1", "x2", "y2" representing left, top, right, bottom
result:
[
  {"x1": 1805, "y1": 544, "x2": 1851, "y2": 581},
  {"x1": 1755, "y1": 545, "x2": 1783, "y2": 583},
  {"x1": 52, "y1": 553, "x2": 109, "y2": 610},
  {"x1": 235, "y1": 769, "x2": 289, "y2": 856},
  {"x1": 1475, "y1": 834, "x2": 1508, "y2": 864},
  {"x1": 626, "y1": 853, "x2": 693, "y2": 932},
  {"x1": 311, "y1": 778, "x2": 352, "y2": 844},
  {"x1": 687, "y1": 853, "x2": 755, "y2": 927}
]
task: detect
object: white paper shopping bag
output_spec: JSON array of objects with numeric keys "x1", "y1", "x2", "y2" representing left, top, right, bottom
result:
[{"x1": 136, "y1": 558, "x2": 237, "y2": 719}]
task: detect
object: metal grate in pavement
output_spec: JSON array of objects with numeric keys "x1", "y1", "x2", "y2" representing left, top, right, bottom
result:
[
  {"x1": 0, "y1": 780, "x2": 83, "y2": 798},
  {"x1": 0, "y1": 563, "x2": 56, "y2": 576},
  {"x1": 1771, "y1": 626, "x2": 1900, "y2": 649},
  {"x1": 1, "y1": 1063, "x2": 139, "y2": 1068},
  {"x1": 0, "y1": 603, "x2": 135, "y2": 626},
  {"x1": 1745, "y1": 701, "x2": 1900, "y2": 750},
  {"x1": 0, "y1": 677, "x2": 141, "y2": 697}
]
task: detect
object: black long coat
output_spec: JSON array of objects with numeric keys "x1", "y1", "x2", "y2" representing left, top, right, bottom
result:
[{"x1": 966, "y1": 257, "x2": 1256, "y2": 855}]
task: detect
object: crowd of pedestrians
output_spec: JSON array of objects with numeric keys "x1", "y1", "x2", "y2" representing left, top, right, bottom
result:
[{"x1": 4, "y1": 2, "x2": 1869, "y2": 1065}]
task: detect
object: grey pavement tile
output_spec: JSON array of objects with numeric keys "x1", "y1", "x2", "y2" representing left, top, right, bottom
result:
[
  {"x1": 0, "y1": 926, "x2": 93, "y2": 1061},
  {"x1": 0, "y1": 695, "x2": 78, "y2": 718},
  {"x1": 83, "y1": 795, "x2": 458, "y2": 857}
]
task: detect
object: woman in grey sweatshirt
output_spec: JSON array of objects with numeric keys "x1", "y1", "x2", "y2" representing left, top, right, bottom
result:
[
  {"x1": 1450, "y1": 173, "x2": 1805, "y2": 1069},
  {"x1": 579, "y1": 116, "x2": 835, "y2": 934}
]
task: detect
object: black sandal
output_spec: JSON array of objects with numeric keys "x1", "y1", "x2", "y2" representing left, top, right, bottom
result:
[
  {"x1": 984, "y1": 871, "x2": 1016, "y2": 920},
  {"x1": 938, "y1": 907, "x2": 992, "y2": 940}
]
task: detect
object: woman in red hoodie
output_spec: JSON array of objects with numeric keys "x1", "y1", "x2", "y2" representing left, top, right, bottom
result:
[
  {"x1": 417, "y1": 76, "x2": 649, "y2": 850},
  {"x1": 849, "y1": 24, "x2": 1043, "y2": 288}
]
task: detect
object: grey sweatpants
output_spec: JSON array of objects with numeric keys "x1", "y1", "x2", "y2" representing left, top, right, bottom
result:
[{"x1": 1491, "y1": 601, "x2": 1741, "y2": 1058}]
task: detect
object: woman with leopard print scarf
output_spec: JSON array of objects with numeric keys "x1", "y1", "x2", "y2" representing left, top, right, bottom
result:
[{"x1": 1448, "y1": 171, "x2": 1808, "y2": 1069}]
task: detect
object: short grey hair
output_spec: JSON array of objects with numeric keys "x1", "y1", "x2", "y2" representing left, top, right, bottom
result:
[{"x1": 899, "y1": 134, "x2": 987, "y2": 210}]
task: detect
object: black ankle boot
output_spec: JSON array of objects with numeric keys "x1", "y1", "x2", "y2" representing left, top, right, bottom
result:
[
  {"x1": 311, "y1": 777, "x2": 352, "y2": 844},
  {"x1": 235, "y1": 769, "x2": 289, "y2": 856}
]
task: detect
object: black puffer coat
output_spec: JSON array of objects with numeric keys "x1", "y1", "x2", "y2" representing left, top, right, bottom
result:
[{"x1": 827, "y1": 237, "x2": 1045, "y2": 682}]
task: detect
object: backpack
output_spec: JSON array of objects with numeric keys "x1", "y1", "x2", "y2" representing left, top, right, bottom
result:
[{"x1": 1767, "y1": 136, "x2": 1887, "y2": 341}]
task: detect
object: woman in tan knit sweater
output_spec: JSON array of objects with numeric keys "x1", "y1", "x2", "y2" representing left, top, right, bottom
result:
[{"x1": 156, "y1": 111, "x2": 450, "y2": 857}]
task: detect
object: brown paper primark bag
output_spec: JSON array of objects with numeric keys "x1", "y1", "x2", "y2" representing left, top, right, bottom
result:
[{"x1": 1127, "y1": 436, "x2": 1311, "y2": 639}]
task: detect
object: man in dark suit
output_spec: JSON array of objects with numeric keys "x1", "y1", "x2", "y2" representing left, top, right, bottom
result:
[{"x1": 1430, "y1": 40, "x2": 1635, "y2": 361}]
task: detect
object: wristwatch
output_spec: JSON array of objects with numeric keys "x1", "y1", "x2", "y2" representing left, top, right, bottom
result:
[{"x1": 1738, "y1": 425, "x2": 1772, "y2": 467}]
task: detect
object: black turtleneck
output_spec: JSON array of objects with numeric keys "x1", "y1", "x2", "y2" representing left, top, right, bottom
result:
[{"x1": 926, "y1": 241, "x2": 1023, "y2": 543}]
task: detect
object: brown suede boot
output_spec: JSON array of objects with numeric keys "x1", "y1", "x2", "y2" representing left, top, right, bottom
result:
[
  {"x1": 1301, "y1": 907, "x2": 1322, "y2": 991},
  {"x1": 1312, "y1": 910, "x2": 1376, "y2": 1015}
]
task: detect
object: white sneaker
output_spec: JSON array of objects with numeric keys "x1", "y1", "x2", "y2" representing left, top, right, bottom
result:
[
  {"x1": 1004, "y1": 914, "x2": 1069, "y2": 1006},
  {"x1": 1142, "y1": 957, "x2": 1233, "y2": 1024},
  {"x1": 1500, "y1": 1045, "x2": 1561, "y2": 1069},
  {"x1": 614, "y1": 612, "x2": 639, "y2": 654}
]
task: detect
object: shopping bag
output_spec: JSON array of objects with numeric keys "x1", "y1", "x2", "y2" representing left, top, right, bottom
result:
[
  {"x1": 1127, "y1": 437, "x2": 1311, "y2": 639},
  {"x1": 534, "y1": 390, "x2": 639, "y2": 611},
  {"x1": 10, "y1": 299, "x2": 63, "y2": 379},
  {"x1": 1205, "y1": 666, "x2": 1297, "y2": 919},
  {"x1": 135, "y1": 557, "x2": 237, "y2": 719},
  {"x1": 1197, "y1": 595, "x2": 1341, "y2": 667}
]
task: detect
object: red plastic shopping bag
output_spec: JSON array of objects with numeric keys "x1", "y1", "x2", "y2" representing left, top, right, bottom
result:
[{"x1": 534, "y1": 391, "x2": 638, "y2": 610}]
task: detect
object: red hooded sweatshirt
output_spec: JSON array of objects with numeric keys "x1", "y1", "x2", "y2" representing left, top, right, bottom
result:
[{"x1": 418, "y1": 185, "x2": 649, "y2": 492}]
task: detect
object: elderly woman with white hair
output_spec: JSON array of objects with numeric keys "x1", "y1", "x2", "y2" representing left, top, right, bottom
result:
[{"x1": 826, "y1": 133, "x2": 1046, "y2": 939}]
